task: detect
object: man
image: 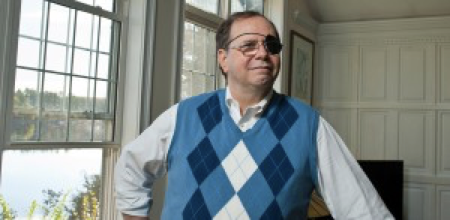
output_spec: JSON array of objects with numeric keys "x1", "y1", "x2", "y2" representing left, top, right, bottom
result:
[{"x1": 115, "y1": 11, "x2": 394, "y2": 220}]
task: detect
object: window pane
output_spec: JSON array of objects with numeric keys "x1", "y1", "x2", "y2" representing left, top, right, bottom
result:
[
  {"x1": 93, "y1": 119, "x2": 113, "y2": 141},
  {"x1": 99, "y1": 18, "x2": 112, "y2": 53},
  {"x1": 73, "y1": 48, "x2": 91, "y2": 76},
  {"x1": 48, "y1": 3, "x2": 71, "y2": 44},
  {"x1": 95, "y1": 80, "x2": 108, "y2": 113},
  {"x1": 12, "y1": 69, "x2": 40, "y2": 141},
  {"x1": 41, "y1": 73, "x2": 69, "y2": 141},
  {"x1": 186, "y1": 0, "x2": 219, "y2": 15},
  {"x1": 16, "y1": 37, "x2": 41, "y2": 68},
  {"x1": 69, "y1": 119, "x2": 92, "y2": 141},
  {"x1": 97, "y1": 53, "x2": 110, "y2": 79},
  {"x1": 19, "y1": 0, "x2": 44, "y2": 38},
  {"x1": 75, "y1": 11, "x2": 94, "y2": 49},
  {"x1": 45, "y1": 42, "x2": 69, "y2": 73},
  {"x1": 11, "y1": 110, "x2": 39, "y2": 141},
  {"x1": 204, "y1": 74, "x2": 216, "y2": 92},
  {"x1": 94, "y1": 81, "x2": 114, "y2": 142},
  {"x1": 183, "y1": 22, "x2": 194, "y2": 71},
  {"x1": 71, "y1": 77, "x2": 94, "y2": 113},
  {"x1": 42, "y1": 73, "x2": 69, "y2": 111},
  {"x1": 0, "y1": 149, "x2": 102, "y2": 219},
  {"x1": 13, "y1": 69, "x2": 40, "y2": 112},
  {"x1": 231, "y1": 0, "x2": 264, "y2": 13},
  {"x1": 193, "y1": 25, "x2": 207, "y2": 73},
  {"x1": 181, "y1": 69, "x2": 193, "y2": 99},
  {"x1": 40, "y1": 113, "x2": 67, "y2": 141},
  {"x1": 193, "y1": 73, "x2": 210, "y2": 96}
]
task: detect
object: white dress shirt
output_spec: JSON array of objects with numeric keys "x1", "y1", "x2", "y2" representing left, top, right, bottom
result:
[{"x1": 115, "y1": 88, "x2": 394, "y2": 219}]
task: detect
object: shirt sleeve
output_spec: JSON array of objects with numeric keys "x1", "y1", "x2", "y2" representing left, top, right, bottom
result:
[
  {"x1": 316, "y1": 116, "x2": 394, "y2": 220},
  {"x1": 114, "y1": 104, "x2": 177, "y2": 216}
]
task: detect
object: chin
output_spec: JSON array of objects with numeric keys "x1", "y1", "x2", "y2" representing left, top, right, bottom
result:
[{"x1": 253, "y1": 77, "x2": 275, "y2": 87}]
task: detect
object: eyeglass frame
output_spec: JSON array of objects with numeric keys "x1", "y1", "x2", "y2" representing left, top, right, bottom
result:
[{"x1": 224, "y1": 33, "x2": 283, "y2": 57}]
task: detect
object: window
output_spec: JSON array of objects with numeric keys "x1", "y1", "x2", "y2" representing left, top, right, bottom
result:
[
  {"x1": 181, "y1": 0, "x2": 264, "y2": 99},
  {"x1": 0, "y1": 0, "x2": 123, "y2": 219},
  {"x1": 181, "y1": 21, "x2": 217, "y2": 99},
  {"x1": 13, "y1": 0, "x2": 118, "y2": 142}
]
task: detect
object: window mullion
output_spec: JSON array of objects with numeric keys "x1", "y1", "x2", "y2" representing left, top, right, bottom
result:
[
  {"x1": 191, "y1": 25, "x2": 196, "y2": 96},
  {"x1": 63, "y1": 7, "x2": 74, "y2": 140},
  {"x1": 106, "y1": 21, "x2": 114, "y2": 116},
  {"x1": 37, "y1": 1, "x2": 46, "y2": 101},
  {"x1": 16, "y1": 65, "x2": 115, "y2": 82},
  {"x1": 65, "y1": 10, "x2": 78, "y2": 141},
  {"x1": 91, "y1": 16, "x2": 102, "y2": 141},
  {"x1": 203, "y1": 27, "x2": 208, "y2": 92},
  {"x1": 85, "y1": 14, "x2": 94, "y2": 138},
  {"x1": 37, "y1": 2, "x2": 53, "y2": 141}
]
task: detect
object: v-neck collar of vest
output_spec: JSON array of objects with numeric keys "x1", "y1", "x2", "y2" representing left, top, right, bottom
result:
[{"x1": 217, "y1": 89, "x2": 283, "y2": 137}]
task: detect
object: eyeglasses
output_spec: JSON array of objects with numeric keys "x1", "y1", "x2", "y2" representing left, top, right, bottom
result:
[{"x1": 226, "y1": 33, "x2": 283, "y2": 57}]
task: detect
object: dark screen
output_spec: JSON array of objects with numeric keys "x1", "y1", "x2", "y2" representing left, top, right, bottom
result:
[{"x1": 358, "y1": 160, "x2": 403, "y2": 220}]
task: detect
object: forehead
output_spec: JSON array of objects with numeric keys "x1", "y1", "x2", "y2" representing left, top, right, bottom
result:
[{"x1": 229, "y1": 16, "x2": 276, "y2": 40}]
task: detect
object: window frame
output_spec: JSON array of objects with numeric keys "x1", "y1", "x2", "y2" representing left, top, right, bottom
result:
[{"x1": 0, "y1": 0, "x2": 128, "y2": 219}]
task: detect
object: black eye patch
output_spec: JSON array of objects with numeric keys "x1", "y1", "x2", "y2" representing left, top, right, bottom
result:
[{"x1": 263, "y1": 35, "x2": 283, "y2": 55}]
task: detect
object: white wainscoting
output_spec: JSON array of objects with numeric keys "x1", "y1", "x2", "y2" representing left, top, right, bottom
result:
[
  {"x1": 404, "y1": 183, "x2": 435, "y2": 220},
  {"x1": 439, "y1": 45, "x2": 450, "y2": 103},
  {"x1": 437, "y1": 185, "x2": 450, "y2": 220},
  {"x1": 398, "y1": 110, "x2": 435, "y2": 175},
  {"x1": 438, "y1": 111, "x2": 450, "y2": 177},
  {"x1": 315, "y1": 16, "x2": 450, "y2": 220},
  {"x1": 360, "y1": 46, "x2": 389, "y2": 101}
]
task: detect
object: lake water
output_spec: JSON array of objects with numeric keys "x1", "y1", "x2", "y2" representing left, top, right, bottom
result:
[{"x1": 0, "y1": 149, "x2": 102, "y2": 218}]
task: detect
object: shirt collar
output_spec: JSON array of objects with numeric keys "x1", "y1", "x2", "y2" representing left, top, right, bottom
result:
[{"x1": 225, "y1": 87, "x2": 273, "y2": 113}]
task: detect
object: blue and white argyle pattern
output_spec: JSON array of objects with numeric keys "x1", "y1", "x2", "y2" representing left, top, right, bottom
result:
[{"x1": 182, "y1": 93, "x2": 300, "y2": 220}]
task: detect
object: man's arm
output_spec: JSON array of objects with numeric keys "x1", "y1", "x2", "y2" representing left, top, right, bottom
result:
[
  {"x1": 315, "y1": 117, "x2": 394, "y2": 220},
  {"x1": 114, "y1": 104, "x2": 177, "y2": 217}
]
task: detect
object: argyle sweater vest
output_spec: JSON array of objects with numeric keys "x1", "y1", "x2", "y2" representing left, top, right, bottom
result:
[{"x1": 161, "y1": 89, "x2": 319, "y2": 220}]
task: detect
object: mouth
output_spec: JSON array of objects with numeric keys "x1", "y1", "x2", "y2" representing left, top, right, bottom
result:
[{"x1": 250, "y1": 66, "x2": 273, "y2": 71}]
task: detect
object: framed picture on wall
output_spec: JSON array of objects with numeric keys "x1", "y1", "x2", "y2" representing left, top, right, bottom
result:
[{"x1": 288, "y1": 30, "x2": 314, "y2": 105}]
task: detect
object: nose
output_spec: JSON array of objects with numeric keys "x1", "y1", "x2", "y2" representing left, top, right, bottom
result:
[{"x1": 254, "y1": 42, "x2": 269, "y2": 59}]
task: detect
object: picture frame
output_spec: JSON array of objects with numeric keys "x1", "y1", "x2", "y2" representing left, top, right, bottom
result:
[{"x1": 288, "y1": 30, "x2": 314, "y2": 105}]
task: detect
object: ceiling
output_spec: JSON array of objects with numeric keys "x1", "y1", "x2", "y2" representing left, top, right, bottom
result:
[{"x1": 306, "y1": 0, "x2": 450, "y2": 23}]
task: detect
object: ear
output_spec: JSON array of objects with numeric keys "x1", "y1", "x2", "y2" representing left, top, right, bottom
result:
[{"x1": 217, "y1": 49, "x2": 229, "y2": 73}]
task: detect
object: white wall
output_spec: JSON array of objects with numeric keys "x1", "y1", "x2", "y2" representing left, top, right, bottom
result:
[{"x1": 316, "y1": 16, "x2": 450, "y2": 220}]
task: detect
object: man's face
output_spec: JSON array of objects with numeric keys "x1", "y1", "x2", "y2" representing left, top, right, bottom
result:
[{"x1": 218, "y1": 16, "x2": 281, "y2": 92}]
